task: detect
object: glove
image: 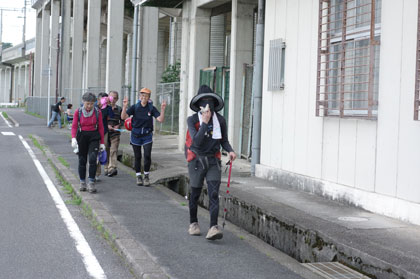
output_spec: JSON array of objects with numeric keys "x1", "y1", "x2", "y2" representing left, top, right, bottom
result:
[
  {"x1": 71, "y1": 138, "x2": 78, "y2": 148},
  {"x1": 99, "y1": 144, "x2": 105, "y2": 152}
]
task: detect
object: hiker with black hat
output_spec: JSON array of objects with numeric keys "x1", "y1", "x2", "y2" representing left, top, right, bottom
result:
[
  {"x1": 186, "y1": 85, "x2": 236, "y2": 240},
  {"x1": 121, "y1": 88, "x2": 166, "y2": 186}
]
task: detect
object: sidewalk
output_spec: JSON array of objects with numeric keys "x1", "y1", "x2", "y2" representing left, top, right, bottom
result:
[
  {"x1": 116, "y1": 132, "x2": 420, "y2": 279},
  {"x1": 9, "y1": 109, "x2": 420, "y2": 279}
]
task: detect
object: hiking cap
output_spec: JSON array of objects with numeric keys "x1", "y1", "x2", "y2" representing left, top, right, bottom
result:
[
  {"x1": 189, "y1": 85, "x2": 224, "y2": 112},
  {"x1": 140, "y1": 88, "x2": 151, "y2": 94}
]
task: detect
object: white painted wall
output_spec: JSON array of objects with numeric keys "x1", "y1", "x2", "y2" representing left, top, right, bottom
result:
[{"x1": 259, "y1": 0, "x2": 420, "y2": 225}]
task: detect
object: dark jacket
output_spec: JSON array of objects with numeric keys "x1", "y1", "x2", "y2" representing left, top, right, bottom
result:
[{"x1": 187, "y1": 112, "x2": 233, "y2": 157}]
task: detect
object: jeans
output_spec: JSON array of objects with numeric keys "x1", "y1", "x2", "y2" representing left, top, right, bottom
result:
[{"x1": 47, "y1": 111, "x2": 61, "y2": 128}]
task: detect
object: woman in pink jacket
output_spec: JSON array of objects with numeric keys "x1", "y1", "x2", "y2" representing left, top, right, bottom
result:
[{"x1": 71, "y1": 92, "x2": 105, "y2": 193}]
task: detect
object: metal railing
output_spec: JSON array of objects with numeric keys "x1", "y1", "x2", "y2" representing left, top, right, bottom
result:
[
  {"x1": 26, "y1": 86, "x2": 131, "y2": 118},
  {"x1": 155, "y1": 82, "x2": 180, "y2": 135},
  {"x1": 25, "y1": 96, "x2": 57, "y2": 119}
]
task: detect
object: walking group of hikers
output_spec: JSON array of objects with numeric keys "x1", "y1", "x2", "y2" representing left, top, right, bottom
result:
[{"x1": 65, "y1": 85, "x2": 236, "y2": 241}]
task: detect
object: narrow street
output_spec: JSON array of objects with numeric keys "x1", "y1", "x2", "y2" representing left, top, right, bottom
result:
[
  {"x1": 0, "y1": 108, "x2": 322, "y2": 279},
  {"x1": 0, "y1": 109, "x2": 134, "y2": 279}
]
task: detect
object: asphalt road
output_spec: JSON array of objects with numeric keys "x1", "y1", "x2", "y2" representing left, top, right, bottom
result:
[
  {"x1": 0, "y1": 109, "x2": 134, "y2": 279},
  {"x1": 1, "y1": 108, "x2": 320, "y2": 279}
]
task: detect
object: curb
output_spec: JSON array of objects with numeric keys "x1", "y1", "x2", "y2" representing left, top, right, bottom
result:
[
  {"x1": 34, "y1": 135, "x2": 170, "y2": 279},
  {"x1": 8, "y1": 114, "x2": 19, "y2": 127}
]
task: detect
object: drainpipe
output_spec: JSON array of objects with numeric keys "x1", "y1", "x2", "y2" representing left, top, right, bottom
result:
[
  {"x1": 131, "y1": 4, "x2": 139, "y2": 105},
  {"x1": 59, "y1": 0, "x2": 64, "y2": 97},
  {"x1": 55, "y1": 33, "x2": 60, "y2": 102},
  {"x1": 251, "y1": 0, "x2": 265, "y2": 176}
]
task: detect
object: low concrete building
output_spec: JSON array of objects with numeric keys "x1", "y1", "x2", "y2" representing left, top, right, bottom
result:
[{"x1": 0, "y1": 38, "x2": 35, "y2": 105}]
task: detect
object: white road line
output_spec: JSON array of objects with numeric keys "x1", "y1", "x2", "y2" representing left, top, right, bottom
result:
[
  {"x1": 255, "y1": 186, "x2": 276, "y2": 190},
  {"x1": 1, "y1": 132, "x2": 15, "y2": 136},
  {"x1": 18, "y1": 135, "x2": 107, "y2": 279},
  {"x1": 0, "y1": 111, "x2": 13, "y2": 128}
]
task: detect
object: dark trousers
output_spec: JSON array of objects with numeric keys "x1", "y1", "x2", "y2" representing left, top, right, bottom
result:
[
  {"x1": 132, "y1": 142, "x2": 153, "y2": 173},
  {"x1": 77, "y1": 130, "x2": 100, "y2": 181},
  {"x1": 188, "y1": 157, "x2": 221, "y2": 227}
]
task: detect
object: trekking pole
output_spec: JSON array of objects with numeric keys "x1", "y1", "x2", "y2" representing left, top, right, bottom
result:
[{"x1": 222, "y1": 160, "x2": 233, "y2": 229}]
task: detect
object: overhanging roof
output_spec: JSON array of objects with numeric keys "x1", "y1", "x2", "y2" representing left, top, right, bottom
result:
[{"x1": 138, "y1": 0, "x2": 183, "y2": 8}]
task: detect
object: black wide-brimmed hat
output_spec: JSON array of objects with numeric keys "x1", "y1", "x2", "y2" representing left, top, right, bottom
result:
[{"x1": 189, "y1": 85, "x2": 224, "y2": 112}]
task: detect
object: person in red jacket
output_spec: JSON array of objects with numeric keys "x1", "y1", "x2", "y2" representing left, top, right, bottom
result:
[{"x1": 71, "y1": 92, "x2": 105, "y2": 193}]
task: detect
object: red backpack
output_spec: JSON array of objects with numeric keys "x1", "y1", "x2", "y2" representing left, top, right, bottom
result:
[{"x1": 184, "y1": 114, "x2": 221, "y2": 162}]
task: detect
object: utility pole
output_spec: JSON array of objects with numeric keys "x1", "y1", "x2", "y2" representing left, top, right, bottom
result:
[{"x1": 22, "y1": 0, "x2": 26, "y2": 47}]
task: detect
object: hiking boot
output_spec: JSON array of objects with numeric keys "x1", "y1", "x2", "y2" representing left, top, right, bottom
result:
[
  {"x1": 136, "y1": 175, "x2": 143, "y2": 186},
  {"x1": 87, "y1": 181, "x2": 97, "y2": 193},
  {"x1": 188, "y1": 222, "x2": 201, "y2": 236},
  {"x1": 107, "y1": 169, "x2": 118, "y2": 177},
  {"x1": 79, "y1": 181, "x2": 87, "y2": 192},
  {"x1": 206, "y1": 225, "x2": 223, "y2": 240},
  {"x1": 143, "y1": 174, "x2": 150, "y2": 186}
]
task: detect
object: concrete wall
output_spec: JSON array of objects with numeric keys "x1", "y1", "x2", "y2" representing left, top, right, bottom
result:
[{"x1": 258, "y1": 0, "x2": 420, "y2": 225}]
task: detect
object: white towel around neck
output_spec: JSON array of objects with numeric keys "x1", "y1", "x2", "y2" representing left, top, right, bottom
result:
[{"x1": 198, "y1": 112, "x2": 222, "y2": 139}]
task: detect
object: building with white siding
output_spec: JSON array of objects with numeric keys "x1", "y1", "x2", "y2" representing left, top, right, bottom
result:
[{"x1": 257, "y1": 0, "x2": 420, "y2": 225}]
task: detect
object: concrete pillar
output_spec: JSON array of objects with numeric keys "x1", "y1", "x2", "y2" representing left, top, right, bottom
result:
[
  {"x1": 6, "y1": 68, "x2": 11, "y2": 102},
  {"x1": 34, "y1": 12, "x2": 42, "y2": 97},
  {"x1": 139, "y1": 7, "x2": 159, "y2": 104},
  {"x1": 61, "y1": 0, "x2": 71, "y2": 94},
  {"x1": 178, "y1": 0, "x2": 192, "y2": 150},
  {"x1": 228, "y1": 0, "x2": 255, "y2": 151},
  {"x1": 187, "y1": 2, "x2": 210, "y2": 104},
  {"x1": 0, "y1": 69, "x2": 3, "y2": 102},
  {"x1": 49, "y1": 0, "x2": 60, "y2": 101},
  {"x1": 72, "y1": 0, "x2": 85, "y2": 106},
  {"x1": 40, "y1": 7, "x2": 50, "y2": 97},
  {"x1": 136, "y1": 9, "x2": 142, "y2": 95},
  {"x1": 13, "y1": 66, "x2": 18, "y2": 103},
  {"x1": 86, "y1": 0, "x2": 101, "y2": 89},
  {"x1": 105, "y1": 0, "x2": 124, "y2": 93},
  {"x1": 157, "y1": 20, "x2": 168, "y2": 83},
  {"x1": 1, "y1": 69, "x2": 4, "y2": 102},
  {"x1": 125, "y1": 33, "x2": 132, "y2": 86},
  {"x1": 5, "y1": 68, "x2": 9, "y2": 102},
  {"x1": 24, "y1": 65, "x2": 28, "y2": 100},
  {"x1": 1, "y1": 69, "x2": 5, "y2": 102},
  {"x1": 100, "y1": 40, "x2": 107, "y2": 89}
]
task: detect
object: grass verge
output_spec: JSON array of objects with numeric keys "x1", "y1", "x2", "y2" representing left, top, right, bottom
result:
[
  {"x1": 58, "y1": 156, "x2": 70, "y2": 168},
  {"x1": 2, "y1": 111, "x2": 9, "y2": 119},
  {"x1": 29, "y1": 134, "x2": 46, "y2": 155},
  {"x1": 25, "y1": 110, "x2": 44, "y2": 118},
  {"x1": 29, "y1": 134, "x2": 132, "y2": 275}
]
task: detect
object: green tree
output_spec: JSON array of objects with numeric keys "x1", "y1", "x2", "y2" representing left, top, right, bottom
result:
[
  {"x1": 161, "y1": 61, "x2": 180, "y2": 83},
  {"x1": 2, "y1": 42, "x2": 13, "y2": 50}
]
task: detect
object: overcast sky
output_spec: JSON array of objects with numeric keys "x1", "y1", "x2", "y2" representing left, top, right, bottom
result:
[{"x1": 1, "y1": 0, "x2": 36, "y2": 46}]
